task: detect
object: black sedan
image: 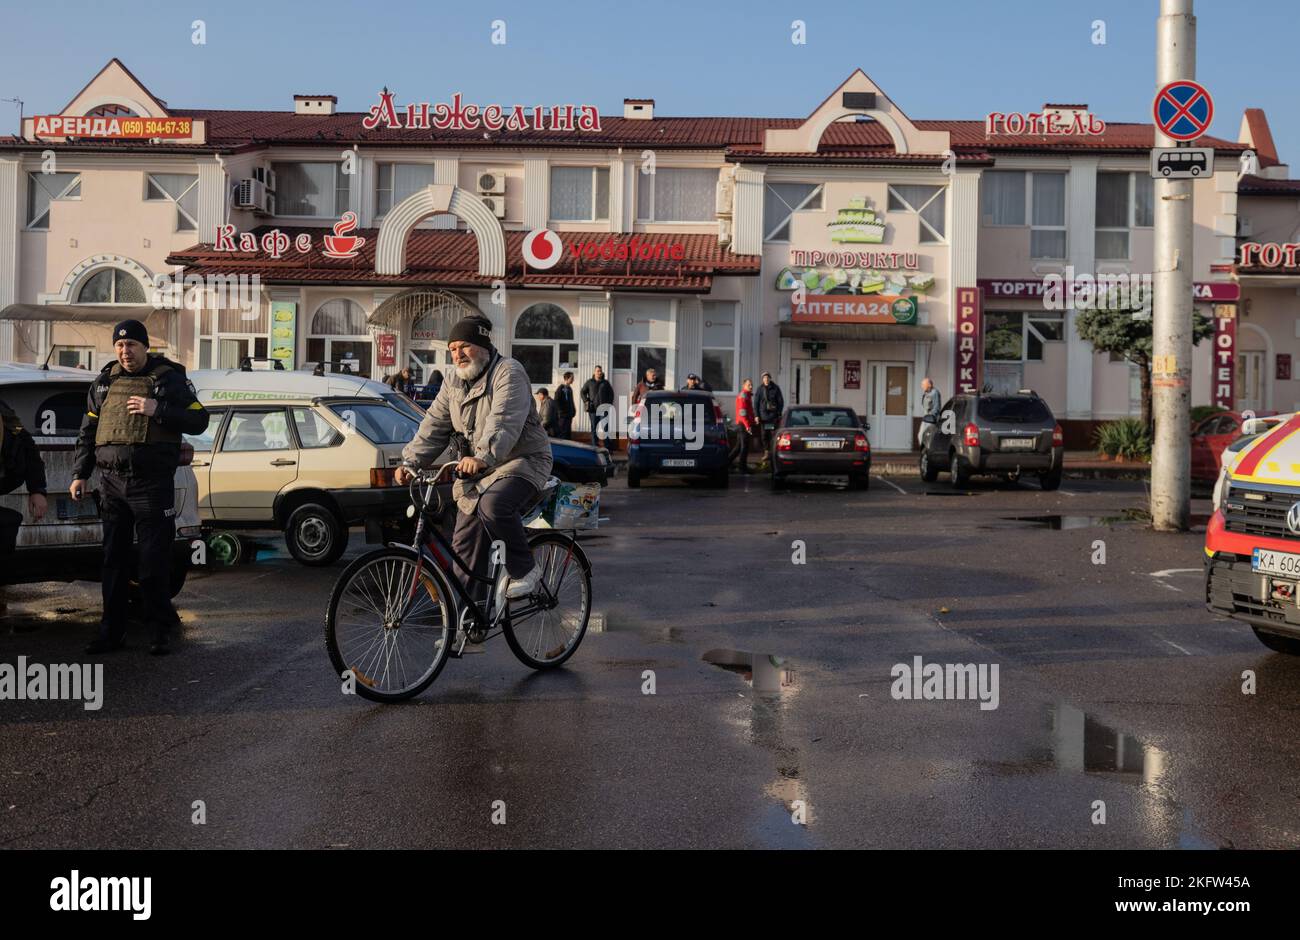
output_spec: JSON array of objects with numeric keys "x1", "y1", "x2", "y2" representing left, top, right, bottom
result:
[{"x1": 770, "y1": 405, "x2": 872, "y2": 490}]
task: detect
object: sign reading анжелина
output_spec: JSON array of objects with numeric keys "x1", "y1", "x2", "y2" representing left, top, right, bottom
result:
[{"x1": 361, "y1": 91, "x2": 601, "y2": 132}]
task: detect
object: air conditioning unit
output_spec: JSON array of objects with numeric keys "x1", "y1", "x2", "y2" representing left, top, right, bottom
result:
[
  {"x1": 715, "y1": 173, "x2": 735, "y2": 217},
  {"x1": 481, "y1": 195, "x2": 507, "y2": 218},
  {"x1": 477, "y1": 170, "x2": 506, "y2": 195},
  {"x1": 251, "y1": 165, "x2": 277, "y2": 192},
  {"x1": 235, "y1": 178, "x2": 275, "y2": 215}
]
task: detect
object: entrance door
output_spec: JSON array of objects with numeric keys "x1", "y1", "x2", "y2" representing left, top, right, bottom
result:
[
  {"x1": 1236, "y1": 351, "x2": 1264, "y2": 414},
  {"x1": 868, "y1": 361, "x2": 913, "y2": 451},
  {"x1": 792, "y1": 360, "x2": 836, "y2": 405}
]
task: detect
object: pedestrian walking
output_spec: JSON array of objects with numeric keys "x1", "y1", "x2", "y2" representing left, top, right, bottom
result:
[
  {"x1": 753, "y1": 371, "x2": 785, "y2": 451},
  {"x1": 580, "y1": 366, "x2": 615, "y2": 450},
  {"x1": 71, "y1": 320, "x2": 209, "y2": 655},
  {"x1": 554, "y1": 371, "x2": 576, "y2": 439},
  {"x1": 919, "y1": 377, "x2": 942, "y2": 449},
  {"x1": 535, "y1": 387, "x2": 560, "y2": 437},
  {"x1": 733, "y1": 378, "x2": 757, "y2": 474}
]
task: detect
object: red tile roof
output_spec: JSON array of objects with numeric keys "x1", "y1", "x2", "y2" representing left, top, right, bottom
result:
[
  {"x1": 166, "y1": 229, "x2": 758, "y2": 292},
  {"x1": 1242, "y1": 109, "x2": 1281, "y2": 167},
  {"x1": 1237, "y1": 174, "x2": 1300, "y2": 196}
]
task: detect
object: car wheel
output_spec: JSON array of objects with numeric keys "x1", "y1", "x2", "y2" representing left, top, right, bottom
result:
[
  {"x1": 627, "y1": 467, "x2": 641, "y2": 488},
  {"x1": 849, "y1": 473, "x2": 870, "y2": 491},
  {"x1": 712, "y1": 469, "x2": 730, "y2": 489},
  {"x1": 950, "y1": 452, "x2": 970, "y2": 488},
  {"x1": 1039, "y1": 467, "x2": 1063, "y2": 491},
  {"x1": 1252, "y1": 627, "x2": 1300, "y2": 655},
  {"x1": 920, "y1": 449, "x2": 939, "y2": 483},
  {"x1": 285, "y1": 503, "x2": 346, "y2": 567},
  {"x1": 771, "y1": 472, "x2": 787, "y2": 490}
]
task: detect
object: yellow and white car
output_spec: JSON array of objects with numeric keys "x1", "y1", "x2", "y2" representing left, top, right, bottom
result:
[{"x1": 186, "y1": 368, "x2": 425, "y2": 566}]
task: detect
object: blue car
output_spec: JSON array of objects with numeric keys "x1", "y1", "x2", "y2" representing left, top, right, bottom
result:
[
  {"x1": 550, "y1": 437, "x2": 615, "y2": 486},
  {"x1": 627, "y1": 390, "x2": 730, "y2": 488}
]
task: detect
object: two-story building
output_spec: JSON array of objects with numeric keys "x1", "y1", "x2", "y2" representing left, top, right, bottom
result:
[{"x1": 0, "y1": 59, "x2": 1264, "y2": 449}]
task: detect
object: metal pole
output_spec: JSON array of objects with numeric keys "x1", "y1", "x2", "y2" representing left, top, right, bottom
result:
[{"x1": 1151, "y1": 0, "x2": 1196, "y2": 531}]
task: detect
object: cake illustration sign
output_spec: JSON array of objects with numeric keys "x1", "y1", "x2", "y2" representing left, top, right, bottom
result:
[{"x1": 829, "y1": 196, "x2": 886, "y2": 244}]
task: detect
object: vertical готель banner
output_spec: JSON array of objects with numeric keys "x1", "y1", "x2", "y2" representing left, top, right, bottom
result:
[
  {"x1": 1213, "y1": 306, "x2": 1236, "y2": 410},
  {"x1": 271, "y1": 302, "x2": 297, "y2": 369},
  {"x1": 954, "y1": 288, "x2": 983, "y2": 395}
]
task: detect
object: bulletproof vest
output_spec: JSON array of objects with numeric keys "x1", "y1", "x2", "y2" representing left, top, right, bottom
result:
[{"x1": 94, "y1": 362, "x2": 180, "y2": 446}]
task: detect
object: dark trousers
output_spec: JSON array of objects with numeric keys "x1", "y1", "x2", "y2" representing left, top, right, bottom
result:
[
  {"x1": 451, "y1": 477, "x2": 539, "y2": 604},
  {"x1": 558, "y1": 415, "x2": 572, "y2": 439},
  {"x1": 588, "y1": 412, "x2": 609, "y2": 450},
  {"x1": 99, "y1": 472, "x2": 178, "y2": 643},
  {"x1": 734, "y1": 429, "x2": 752, "y2": 473}
]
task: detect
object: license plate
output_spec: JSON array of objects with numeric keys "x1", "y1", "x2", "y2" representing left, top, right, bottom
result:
[
  {"x1": 1001, "y1": 438, "x2": 1036, "y2": 451},
  {"x1": 805, "y1": 439, "x2": 842, "y2": 450},
  {"x1": 1252, "y1": 548, "x2": 1300, "y2": 578},
  {"x1": 662, "y1": 458, "x2": 696, "y2": 468}
]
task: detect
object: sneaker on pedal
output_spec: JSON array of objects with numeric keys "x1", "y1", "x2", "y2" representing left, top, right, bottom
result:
[{"x1": 504, "y1": 564, "x2": 541, "y2": 600}]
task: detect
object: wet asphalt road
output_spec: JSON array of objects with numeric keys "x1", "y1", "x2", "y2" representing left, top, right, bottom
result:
[{"x1": 2, "y1": 471, "x2": 1298, "y2": 849}]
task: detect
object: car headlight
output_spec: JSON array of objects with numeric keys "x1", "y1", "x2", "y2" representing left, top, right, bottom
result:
[{"x1": 1212, "y1": 471, "x2": 1229, "y2": 513}]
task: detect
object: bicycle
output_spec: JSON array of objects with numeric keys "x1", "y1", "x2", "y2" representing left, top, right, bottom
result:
[{"x1": 324, "y1": 462, "x2": 593, "y2": 702}]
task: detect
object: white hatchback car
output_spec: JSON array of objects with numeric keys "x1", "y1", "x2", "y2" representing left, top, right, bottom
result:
[{"x1": 0, "y1": 362, "x2": 202, "y2": 595}]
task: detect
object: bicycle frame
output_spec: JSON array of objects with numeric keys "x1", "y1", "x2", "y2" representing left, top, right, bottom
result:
[{"x1": 397, "y1": 478, "x2": 578, "y2": 637}]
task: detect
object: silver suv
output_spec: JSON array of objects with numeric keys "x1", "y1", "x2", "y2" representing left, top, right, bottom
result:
[{"x1": 920, "y1": 390, "x2": 1064, "y2": 489}]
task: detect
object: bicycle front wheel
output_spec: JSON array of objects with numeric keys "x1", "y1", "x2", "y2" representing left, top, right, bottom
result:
[
  {"x1": 325, "y1": 547, "x2": 455, "y2": 702},
  {"x1": 503, "y1": 532, "x2": 592, "y2": 670}
]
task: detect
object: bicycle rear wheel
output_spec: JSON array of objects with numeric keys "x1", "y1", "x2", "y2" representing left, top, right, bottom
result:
[
  {"x1": 503, "y1": 532, "x2": 592, "y2": 670},
  {"x1": 325, "y1": 547, "x2": 455, "y2": 702}
]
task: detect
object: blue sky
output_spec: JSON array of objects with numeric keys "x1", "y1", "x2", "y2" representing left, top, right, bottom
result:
[{"x1": 2, "y1": 0, "x2": 1297, "y2": 165}]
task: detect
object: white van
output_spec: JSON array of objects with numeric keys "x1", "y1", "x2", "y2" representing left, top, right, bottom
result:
[{"x1": 184, "y1": 367, "x2": 425, "y2": 566}]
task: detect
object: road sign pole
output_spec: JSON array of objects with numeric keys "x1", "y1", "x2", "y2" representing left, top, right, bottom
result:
[{"x1": 1152, "y1": 0, "x2": 1196, "y2": 531}]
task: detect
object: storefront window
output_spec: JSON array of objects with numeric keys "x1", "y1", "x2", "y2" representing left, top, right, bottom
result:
[
  {"x1": 27, "y1": 172, "x2": 80, "y2": 229},
  {"x1": 636, "y1": 167, "x2": 717, "y2": 222},
  {"x1": 273, "y1": 162, "x2": 351, "y2": 217},
  {"x1": 985, "y1": 311, "x2": 1064, "y2": 362},
  {"x1": 888, "y1": 185, "x2": 946, "y2": 243},
  {"x1": 514, "y1": 303, "x2": 576, "y2": 387},
  {"x1": 763, "y1": 182, "x2": 823, "y2": 241},
  {"x1": 376, "y1": 163, "x2": 435, "y2": 217},
  {"x1": 309, "y1": 299, "x2": 372, "y2": 376},
  {"x1": 550, "y1": 166, "x2": 610, "y2": 221}
]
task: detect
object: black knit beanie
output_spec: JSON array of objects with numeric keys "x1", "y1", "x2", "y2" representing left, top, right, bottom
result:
[
  {"x1": 112, "y1": 319, "x2": 149, "y2": 346},
  {"x1": 448, "y1": 316, "x2": 494, "y2": 352}
]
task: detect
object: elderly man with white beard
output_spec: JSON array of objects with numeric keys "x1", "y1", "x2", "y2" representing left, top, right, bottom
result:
[{"x1": 396, "y1": 315, "x2": 553, "y2": 605}]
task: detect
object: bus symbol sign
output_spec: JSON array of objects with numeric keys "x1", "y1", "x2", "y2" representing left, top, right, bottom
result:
[{"x1": 1151, "y1": 147, "x2": 1214, "y2": 180}]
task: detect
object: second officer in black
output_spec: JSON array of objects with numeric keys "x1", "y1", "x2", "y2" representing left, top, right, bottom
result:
[{"x1": 72, "y1": 320, "x2": 209, "y2": 655}]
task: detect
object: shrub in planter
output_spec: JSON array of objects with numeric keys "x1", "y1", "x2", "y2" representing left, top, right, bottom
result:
[{"x1": 1094, "y1": 418, "x2": 1152, "y2": 462}]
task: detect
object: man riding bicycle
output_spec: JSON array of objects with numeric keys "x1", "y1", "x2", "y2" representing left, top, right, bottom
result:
[{"x1": 394, "y1": 315, "x2": 553, "y2": 604}]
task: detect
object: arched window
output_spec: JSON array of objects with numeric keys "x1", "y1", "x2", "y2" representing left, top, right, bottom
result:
[
  {"x1": 76, "y1": 268, "x2": 146, "y2": 304},
  {"x1": 513, "y1": 303, "x2": 577, "y2": 387},
  {"x1": 307, "y1": 299, "x2": 372, "y2": 377},
  {"x1": 87, "y1": 103, "x2": 138, "y2": 118}
]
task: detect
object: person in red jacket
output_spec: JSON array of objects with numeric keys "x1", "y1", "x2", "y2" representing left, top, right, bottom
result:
[{"x1": 734, "y1": 378, "x2": 757, "y2": 474}]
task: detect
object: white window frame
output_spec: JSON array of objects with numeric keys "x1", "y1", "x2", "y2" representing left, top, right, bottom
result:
[
  {"x1": 25, "y1": 172, "x2": 81, "y2": 230},
  {"x1": 986, "y1": 310, "x2": 1066, "y2": 364},
  {"x1": 763, "y1": 182, "x2": 824, "y2": 243},
  {"x1": 272, "y1": 161, "x2": 351, "y2": 219},
  {"x1": 887, "y1": 184, "x2": 947, "y2": 244},
  {"x1": 549, "y1": 165, "x2": 610, "y2": 222},
  {"x1": 636, "y1": 166, "x2": 718, "y2": 223},
  {"x1": 1029, "y1": 171, "x2": 1068, "y2": 260},
  {"x1": 74, "y1": 267, "x2": 148, "y2": 305},
  {"x1": 144, "y1": 172, "x2": 199, "y2": 232},
  {"x1": 1095, "y1": 172, "x2": 1137, "y2": 262}
]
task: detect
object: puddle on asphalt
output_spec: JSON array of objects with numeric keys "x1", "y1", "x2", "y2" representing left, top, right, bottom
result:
[
  {"x1": 703, "y1": 648, "x2": 812, "y2": 846},
  {"x1": 984, "y1": 514, "x2": 1136, "y2": 530},
  {"x1": 1049, "y1": 703, "x2": 1166, "y2": 786}
]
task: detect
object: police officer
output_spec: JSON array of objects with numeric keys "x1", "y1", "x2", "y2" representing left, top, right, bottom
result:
[
  {"x1": 0, "y1": 397, "x2": 48, "y2": 518},
  {"x1": 72, "y1": 320, "x2": 209, "y2": 655}
]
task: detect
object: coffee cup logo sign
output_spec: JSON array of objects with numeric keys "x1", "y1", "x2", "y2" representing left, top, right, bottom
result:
[
  {"x1": 361, "y1": 91, "x2": 602, "y2": 133},
  {"x1": 213, "y1": 215, "x2": 362, "y2": 259}
]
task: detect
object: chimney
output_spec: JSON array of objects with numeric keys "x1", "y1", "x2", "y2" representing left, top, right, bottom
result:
[
  {"x1": 624, "y1": 98, "x2": 654, "y2": 120},
  {"x1": 294, "y1": 95, "x2": 338, "y2": 116},
  {"x1": 1043, "y1": 103, "x2": 1088, "y2": 121}
]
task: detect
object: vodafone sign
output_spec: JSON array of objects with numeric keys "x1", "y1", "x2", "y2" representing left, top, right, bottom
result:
[{"x1": 523, "y1": 229, "x2": 563, "y2": 270}]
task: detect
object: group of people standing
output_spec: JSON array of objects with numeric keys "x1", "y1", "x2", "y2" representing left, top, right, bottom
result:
[{"x1": 731, "y1": 372, "x2": 785, "y2": 473}]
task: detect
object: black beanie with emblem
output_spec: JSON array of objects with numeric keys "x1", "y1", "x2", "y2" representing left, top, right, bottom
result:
[
  {"x1": 112, "y1": 319, "x2": 149, "y2": 347},
  {"x1": 448, "y1": 315, "x2": 494, "y2": 352}
]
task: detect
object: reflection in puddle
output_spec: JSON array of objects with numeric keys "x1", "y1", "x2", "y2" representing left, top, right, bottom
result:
[
  {"x1": 988, "y1": 514, "x2": 1134, "y2": 531},
  {"x1": 703, "y1": 649, "x2": 811, "y2": 844},
  {"x1": 1051, "y1": 703, "x2": 1166, "y2": 788}
]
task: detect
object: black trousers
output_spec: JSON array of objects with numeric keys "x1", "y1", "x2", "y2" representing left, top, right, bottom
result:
[
  {"x1": 98, "y1": 472, "x2": 177, "y2": 642},
  {"x1": 451, "y1": 477, "x2": 539, "y2": 604}
]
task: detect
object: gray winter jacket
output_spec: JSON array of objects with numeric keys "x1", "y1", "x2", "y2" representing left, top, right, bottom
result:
[{"x1": 402, "y1": 351, "x2": 553, "y2": 514}]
